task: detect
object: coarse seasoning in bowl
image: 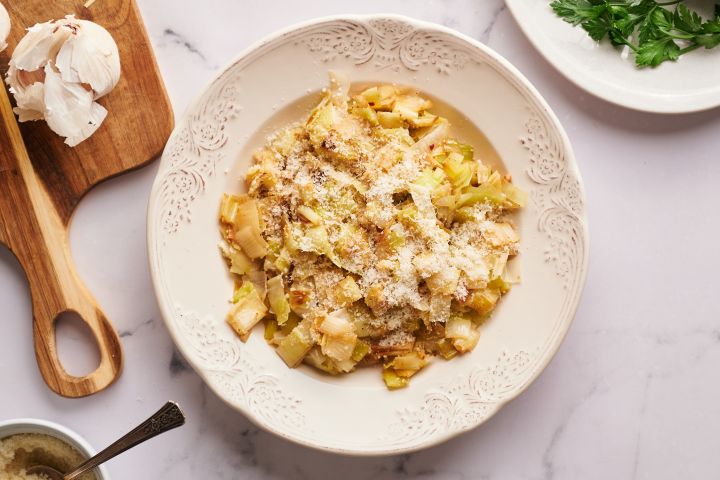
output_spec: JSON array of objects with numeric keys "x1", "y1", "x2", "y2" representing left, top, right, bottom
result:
[
  {"x1": 148, "y1": 14, "x2": 589, "y2": 454},
  {"x1": 0, "y1": 419, "x2": 110, "y2": 480}
]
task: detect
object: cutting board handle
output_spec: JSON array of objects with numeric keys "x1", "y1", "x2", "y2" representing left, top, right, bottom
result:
[
  {"x1": 0, "y1": 82, "x2": 123, "y2": 398},
  {"x1": 32, "y1": 281, "x2": 124, "y2": 398}
]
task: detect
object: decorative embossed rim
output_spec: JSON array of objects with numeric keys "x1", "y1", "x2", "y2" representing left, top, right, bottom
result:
[{"x1": 147, "y1": 14, "x2": 589, "y2": 455}]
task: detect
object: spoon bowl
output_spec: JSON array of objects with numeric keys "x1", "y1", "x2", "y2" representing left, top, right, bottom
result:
[{"x1": 26, "y1": 465, "x2": 65, "y2": 480}]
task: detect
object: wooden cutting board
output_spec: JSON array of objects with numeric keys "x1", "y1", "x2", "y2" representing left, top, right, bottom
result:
[{"x1": 0, "y1": 0, "x2": 173, "y2": 397}]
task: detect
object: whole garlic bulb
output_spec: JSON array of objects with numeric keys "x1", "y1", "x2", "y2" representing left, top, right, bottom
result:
[
  {"x1": 0, "y1": 2, "x2": 9, "y2": 53},
  {"x1": 6, "y1": 15, "x2": 121, "y2": 147}
]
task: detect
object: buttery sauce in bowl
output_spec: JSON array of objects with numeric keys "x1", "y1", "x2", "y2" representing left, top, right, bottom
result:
[{"x1": 0, "y1": 433, "x2": 96, "y2": 480}]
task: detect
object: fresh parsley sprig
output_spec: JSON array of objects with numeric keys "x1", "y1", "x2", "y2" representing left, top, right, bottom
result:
[{"x1": 550, "y1": 0, "x2": 720, "y2": 67}]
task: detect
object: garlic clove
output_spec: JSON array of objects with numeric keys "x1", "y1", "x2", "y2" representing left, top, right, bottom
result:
[
  {"x1": 12, "y1": 81, "x2": 45, "y2": 121},
  {"x1": 43, "y1": 62, "x2": 106, "y2": 146},
  {"x1": 55, "y1": 16, "x2": 120, "y2": 99},
  {"x1": 10, "y1": 20, "x2": 70, "y2": 72},
  {"x1": 64, "y1": 101, "x2": 107, "y2": 147},
  {"x1": 0, "y1": 2, "x2": 9, "y2": 53}
]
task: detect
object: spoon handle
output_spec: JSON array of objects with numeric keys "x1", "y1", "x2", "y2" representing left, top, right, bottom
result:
[{"x1": 65, "y1": 401, "x2": 186, "y2": 480}]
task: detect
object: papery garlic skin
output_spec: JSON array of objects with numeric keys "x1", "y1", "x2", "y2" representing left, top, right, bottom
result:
[
  {"x1": 0, "y1": 2, "x2": 10, "y2": 53},
  {"x1": 6, "y1": 15, "x2": 120, "y2": 147},
  {"x1": 55, "y1": 19, "x2": 120, "y2": 98}
]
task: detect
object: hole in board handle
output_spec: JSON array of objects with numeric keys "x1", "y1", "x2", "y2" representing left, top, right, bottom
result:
[{"x1": 55, "y1": 311, "x2": 101, "y2": 377}]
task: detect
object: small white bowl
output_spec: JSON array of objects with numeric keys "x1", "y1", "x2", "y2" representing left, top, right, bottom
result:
[{"x1": 0, "y1": 419, "x2": 111, "y2": 479}]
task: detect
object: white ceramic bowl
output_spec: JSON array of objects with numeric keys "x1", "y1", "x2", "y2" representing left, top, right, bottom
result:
[
  {"x1": 0, "y1": 418, "x2": 110, "y2": 479},
  {"x1": 148, "y1": 14, "x2": 589, "y2": 455}
]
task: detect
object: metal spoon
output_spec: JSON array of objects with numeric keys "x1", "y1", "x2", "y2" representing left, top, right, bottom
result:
[{"x1": 27, "y1": 401, "x2": 185, "y2": 480}]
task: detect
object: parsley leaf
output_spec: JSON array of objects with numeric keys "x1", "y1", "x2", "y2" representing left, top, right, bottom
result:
[
  {"x1": 550, "y1": 0, "x2": 720, "y2": 68},
  {"x1": 674, "y1": 4, "x2": 703, "y2": 33},
  {"x1": 550, "y1": 0, "x2": 606, "y2": 26},
  {"x1": 636, "y1": 36, "x2": 680, "y2": 66}
]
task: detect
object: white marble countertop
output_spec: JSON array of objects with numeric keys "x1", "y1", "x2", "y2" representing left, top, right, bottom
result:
[{"x1": 2, "y1": 1, "x2": 720, "y2": 479}]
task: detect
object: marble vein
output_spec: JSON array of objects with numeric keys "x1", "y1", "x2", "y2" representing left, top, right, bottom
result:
[
  {"x1": 479, "y1": 4, "x2": 507, "y2": 43},
  {"x1": 118, "y1": 317, "x2": 155, "y2": 338},
  {"x1": 162, "y1": 28, "x2": 211, "y2": 64}
]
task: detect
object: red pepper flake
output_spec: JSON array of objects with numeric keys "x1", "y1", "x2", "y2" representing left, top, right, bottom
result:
[{"x1": 429, "y1": 144, "x2": 435, "y2": 150}]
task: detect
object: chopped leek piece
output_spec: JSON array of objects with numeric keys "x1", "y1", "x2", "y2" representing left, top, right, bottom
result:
[
  {"x1": 465, "y1": 288, "x2": 500, "y2": 315},
  {"x1": 220, "y1": 194, "x2": 242, "y2": 224},
  {"x1": 277, "y1": 320, "x2": 314, "y2": 367},
  {"x1": 321, "y1": 332, "x2": 357, "y2": 362},
  {"x1": 334, "y1": 276, "x2": 362, "y2": 306},
  {"x1": 351, "y1": 340, "x2": 370, "y2": 362},
  {"x1": 351, "y1": 107, "x2": 379, "y2": 126},
  {"x1": 443, "y1": 154, "x2": 473, "y2": 190},
  {"x1": 483, "y1": 223, "x2": 519, "y2": 247},
  {"x1": 234, "y1": 225, "x2": 268, "y2": 259},
  {"x1": 377, "y1": 111, "x2": 404, "y2": 129},
  {"x1": 306, "y1": 225, "x2": 332, "y2": 256},
  {"x1": 317, "y1": 308, "x2": 358, "y2": 360},
  {"x1": 297, "y1": 205, "x2": 322, "y2": 225},
  {"x1": 394, "y1": 95, "x2": 431, "y2": 115},
  {"x1": 434, "y1": 194, "x2": 457, "y2": 208},
  {"x1": 476, "y1": 162, "x2": 491, "y2": 184},
  {"x1": 459, "y1": 143, "x2": 474, "y2": 162},
  {"x1": 414, "y1": 167, "x2": 446, "y2": 190},
  {"x1": 393, "y1": 103, "x2": 419, "y2": 121},
  {"x1": 453, "y1": 206, "x2": 475, "y2": 222},
  {"x1": 360, "y1": 86, "x2": 381, "y2": 107},
  {"x1": 280, "y1": 312, "x2": 300, "y2": 336},
  {"x1": 274, "y1": 248, "x2": 292, "y2": 273},
  {"x1": 283, "y1": 223, "x2": 300, "y2": 254},
  {"x1": 224, "y1": 196, "x2": 268, "y2": 258},
  {"x1": 387, "y1": 352, "x2": 427, "y2": 372},
  {"x1": 426, "y1": 268, "x2": 460, "y2": 295},
  {"x1": 383, "y1": 368, "x2": 409, "y2": 389},
  {"x1": 445, "y1": 315, "x2": 473, "y2": 340},
  {"x1": 288, "y1": 287, "x2": 312, "y2": 315},
  {"x1": 502, "y1": 182, "x2": 528, "y2": 208},
  {"x1": 267, "y1": 275, "x2": 290, "y2": 325},
  {"x1": 264, "y1": 317, "x2": 278, "y2": 342},
  {"x1": 385, "y1": 225, "x2": 406, "y2": 250},
  {"x1": 489, "y1": 251, "x2": 510, "y2": 280},
  {"x1": 457, "y1": 184, "x2": 506, "y2": 208},
  {"x1": 233, "y1": 282, "x2": 254, "y2": 302},
  {"x1": 376, "y1": 85, "x2": 397, "y2": 110},
  {"x1": 397, "y1": 204, "x2": 418, "y2": 225},
  {"x1": 488, "y1": 277, "x2": 511, "y2": 294},
  {"x1": 410, "y1": 112, "x2": 437, "y2": 128},
  {"x1": 226, "y1": 282, "x2": 268, "y2": 340},
  {"x1": 304, "y1": 347, "x2": 341, "y2": 375},
  {"x1": 453, "y1": 328, "x2": 480, "y2": 353},
  {"x1": 436, "y1": 339, "x2": 458, "y2": 359},
  {"x1": 247, "y1": 269, "x2": 267, "y2": 300},
  {"x1": 317, "y1": 309, "x2": 354, "y2": 336},
  {"x1": 271, "y1": 127, "x2": 299, "y2": 156},
  {"x1": 220, "y1": 244, "x2": 254, "y2": 276}
]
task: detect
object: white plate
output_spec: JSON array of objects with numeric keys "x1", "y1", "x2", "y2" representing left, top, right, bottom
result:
[
  {"x1": 506, "y1": 0, "x2": 720, "y2": 113},
  {"x1": 147, "y1": 14, "x2": 588, "y2": 455}
]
